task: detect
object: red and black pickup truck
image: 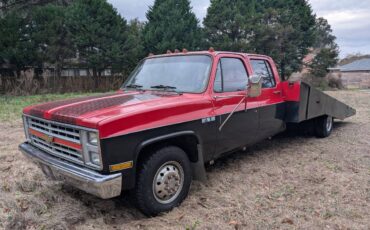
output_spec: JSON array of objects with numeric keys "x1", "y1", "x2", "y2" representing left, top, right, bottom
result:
[{"x1": 19, "y1": 50, "x2": 355, "y2": 216}]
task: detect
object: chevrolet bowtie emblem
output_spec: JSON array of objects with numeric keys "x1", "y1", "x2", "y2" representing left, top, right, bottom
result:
[{"x1": 43, "y1": 135, "x2": 54, "y2": 144}]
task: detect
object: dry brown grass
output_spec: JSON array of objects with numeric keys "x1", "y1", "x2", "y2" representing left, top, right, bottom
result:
[
  {"x1": 0, "y1": 90, "x2": 369, "y2": 229},
  {"x1": 0, "y1": 75, "x2": 125, "y2": 96}
]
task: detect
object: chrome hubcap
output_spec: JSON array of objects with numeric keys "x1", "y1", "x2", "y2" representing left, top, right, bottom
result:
[
  {"x1": 153, "y1": 161, "x2": 184, "y2": 204},
  {"x1": 326, "y1": 116, "x2": 333, "y2": 131}
]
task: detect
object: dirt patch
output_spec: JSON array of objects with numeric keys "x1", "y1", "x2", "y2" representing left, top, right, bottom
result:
[{"x1": 0, "y1": 91, "x2": 369, "y2": 229}]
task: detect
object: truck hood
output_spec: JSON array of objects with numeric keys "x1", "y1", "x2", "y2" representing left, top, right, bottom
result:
[{"x1": 23, "y1": 91, "x2": 209, "y2": 133}]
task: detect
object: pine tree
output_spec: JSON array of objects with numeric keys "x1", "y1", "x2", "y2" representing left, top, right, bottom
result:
[
  {"x1": 312, "y1": 17, "x2": 337, "y2": 50},
  {"x1": 309, "y1": 48, "x2": 339, "y2": 78},
  {"x1": 0, "y1": 11, "x2": 39, "y2": 74},
  {"x1": 309, "y1": 17, "x2": 339, "y2": 78},
  {"x1": 143, "y1": 0, "x2": 202, "y2": 54},
  {"x1": 30, "y1": 4, "x2": 74, "y2": 77},
  {"x1": 250, "y1": 0, "x2": 316, "y2": 79},
  {"x1": 0, "y1": 1, "x2": 74, "y2": 75},
  {"x1": 203, "y1": 0, "x2": 256, "y2": 51},
  {"x1": 66, "y1": 0, "x2": 130, "y2": 81},
  {"x1": 125, "y1": 19, "x2": 146, "y2": 72},
  {"x1": 204, "y1": 0, "x2": 317, "y2": 80}
]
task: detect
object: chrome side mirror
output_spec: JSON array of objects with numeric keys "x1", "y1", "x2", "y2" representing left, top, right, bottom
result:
[{"x1": 247, "y1": 74, "x2": 262, "y2": 98}]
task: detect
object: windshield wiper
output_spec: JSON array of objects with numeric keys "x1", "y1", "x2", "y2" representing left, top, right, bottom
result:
[
  {"x1": 125, "y1": 84, "x2": 143, "y2": 90},
  {"x1": 150, "y1": 85, "x2": 177, "y2": 90},
  {"x1": 150, "y1": 85, "x2": 183, "y2": 95}
]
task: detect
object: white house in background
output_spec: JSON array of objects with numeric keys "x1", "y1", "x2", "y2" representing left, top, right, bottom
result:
[{"x1": 60, "y1": 68, "x2": 112, "y2": 77}]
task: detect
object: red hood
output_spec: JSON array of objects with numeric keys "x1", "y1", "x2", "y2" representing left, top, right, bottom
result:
[{"x1": 24, "y1": 91, "x2": 213, "y2": 137}]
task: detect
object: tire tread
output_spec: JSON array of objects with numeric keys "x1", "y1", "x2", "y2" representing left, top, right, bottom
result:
[{"x1": 135, "y1": 145, "x2": 191, "y2": 216}]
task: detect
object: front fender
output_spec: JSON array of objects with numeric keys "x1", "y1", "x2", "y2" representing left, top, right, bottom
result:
[{"x1": 135, "y1": 130, "x2": 201, "y2": 156}]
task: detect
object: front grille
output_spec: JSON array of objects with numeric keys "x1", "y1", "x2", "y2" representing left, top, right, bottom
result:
[
  {"x1": 29, "y1": 118, "x2": 80, "y2": 142},
  {"x1": 27, "y1": 117, "x2": 84, "y2": 165}
]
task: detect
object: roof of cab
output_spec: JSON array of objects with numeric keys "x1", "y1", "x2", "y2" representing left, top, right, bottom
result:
[{"x1": 146, "y1": 50, "x2": 271, "y2": 59}]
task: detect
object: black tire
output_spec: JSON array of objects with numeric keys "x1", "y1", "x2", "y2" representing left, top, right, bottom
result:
[
  {"x1": 314, "y1": 115, "x2": 333, "y2": 138},
  {"x1": 135, "y1": 146, "x2": 192, "y2": 216}
]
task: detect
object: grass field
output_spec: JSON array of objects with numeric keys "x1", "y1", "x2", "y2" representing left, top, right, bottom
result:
[{"x1": 0, "y1": 93, "x2": 98, "y2": 122}]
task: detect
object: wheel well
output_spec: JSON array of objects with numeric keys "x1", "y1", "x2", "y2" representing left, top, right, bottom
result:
[{"x1": 136, "y1": 135, "x2": 199, "y2": 170}]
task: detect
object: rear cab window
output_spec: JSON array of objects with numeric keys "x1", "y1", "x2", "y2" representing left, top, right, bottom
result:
[{"x1": 250, "y1": 59, "x2": 276, "y2": 88}]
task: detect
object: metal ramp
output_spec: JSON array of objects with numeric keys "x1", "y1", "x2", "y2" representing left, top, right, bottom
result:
[{"x1": 284, "y1": 81, "x2": 356, "y2": 123}]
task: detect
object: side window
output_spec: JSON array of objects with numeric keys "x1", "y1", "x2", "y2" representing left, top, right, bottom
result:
[
  {"x1": 213, "y1": 58, "x2": 248, "y2": 93},
  {"x1": 250, "y1": 59, "x2": 276, "y2": 88}
]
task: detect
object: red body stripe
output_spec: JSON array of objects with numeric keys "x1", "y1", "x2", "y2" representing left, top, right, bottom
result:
[
  {"x1": 29, "y1": 128, "x2": 82, "y2": 150},
  {"x1": 29, "y1": 128, "x2": 48, "y2": 140},
  {"x1": 53, "y1": 137, "x2": 82, "y2": 150}
]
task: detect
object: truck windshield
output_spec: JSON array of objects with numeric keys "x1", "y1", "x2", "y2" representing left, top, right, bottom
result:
[{"x1": 122, "y1": 55, "x2": 212, "y2": 93}]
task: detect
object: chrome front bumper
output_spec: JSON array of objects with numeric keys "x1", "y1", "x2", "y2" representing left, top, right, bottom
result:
[{"x1": 19, "y1": 142, "x2": 122, "y2": 199}]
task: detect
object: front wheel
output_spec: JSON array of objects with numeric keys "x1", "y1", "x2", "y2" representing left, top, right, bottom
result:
[
  {"x1": 314, "y1": 115, "x2": 333, "y2": 138},
  {"x1": 135, "y1": 146, "x2": 192, "y2": 216}
]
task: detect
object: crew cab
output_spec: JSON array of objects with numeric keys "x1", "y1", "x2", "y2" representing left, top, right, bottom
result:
[{"x1": 19, "y1": 50, "x2": 355, "y2": 216}]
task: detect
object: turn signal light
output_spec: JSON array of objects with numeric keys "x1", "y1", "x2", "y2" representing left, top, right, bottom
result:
[{"x1": 109, "y1": 161, "x2": 133, "y2": 172}]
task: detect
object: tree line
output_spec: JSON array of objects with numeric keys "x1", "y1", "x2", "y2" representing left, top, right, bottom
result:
[{"x1": 0, "y1": 0, "x2": 338, "y2": 80}]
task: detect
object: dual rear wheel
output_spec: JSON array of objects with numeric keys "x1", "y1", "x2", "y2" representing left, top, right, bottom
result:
[{"x1": 315, "y1": 115, "x2": 334, "y2": 138}]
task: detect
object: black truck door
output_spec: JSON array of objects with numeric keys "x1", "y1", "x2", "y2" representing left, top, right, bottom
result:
[
  {"x1": 250, "y1": 58, "x2": 285, "y2": 139},
  {"x1": 212, "y1": 56, "x2": 259, "y2": 155}
]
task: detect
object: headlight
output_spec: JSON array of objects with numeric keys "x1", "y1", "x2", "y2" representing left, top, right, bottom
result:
[
  {"x1": 82, "y1": 130, "x2": 102, "y2": 169},
  {"x1": 89, "y1": 151, "x2": 101, "y2": 166},
  {"x1": 88, "y1": 132, "x2": 98, "y2": 146}
]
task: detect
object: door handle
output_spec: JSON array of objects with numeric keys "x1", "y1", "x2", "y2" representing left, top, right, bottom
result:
[{"x1": 273, "y1": 91, "x2": 281, "y2": 95}]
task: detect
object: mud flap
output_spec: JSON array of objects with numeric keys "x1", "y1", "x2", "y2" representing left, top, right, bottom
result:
[{"x1": 191, "y1": 144, "x2": 207, "y2": 182}]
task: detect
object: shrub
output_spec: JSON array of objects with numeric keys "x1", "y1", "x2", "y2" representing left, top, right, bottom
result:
[{"x1": 327, "y1": 73, "x2": 344, "y2": 89}]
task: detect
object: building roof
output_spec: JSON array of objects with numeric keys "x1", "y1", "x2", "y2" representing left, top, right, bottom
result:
[{"x1": 337, "y1": 58, "x2": 370, "y2": 72}]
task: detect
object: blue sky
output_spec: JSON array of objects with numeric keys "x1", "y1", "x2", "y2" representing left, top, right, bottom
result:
[{"x1": 107, "y1": 0, "x2": 370, "y2": 57}]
